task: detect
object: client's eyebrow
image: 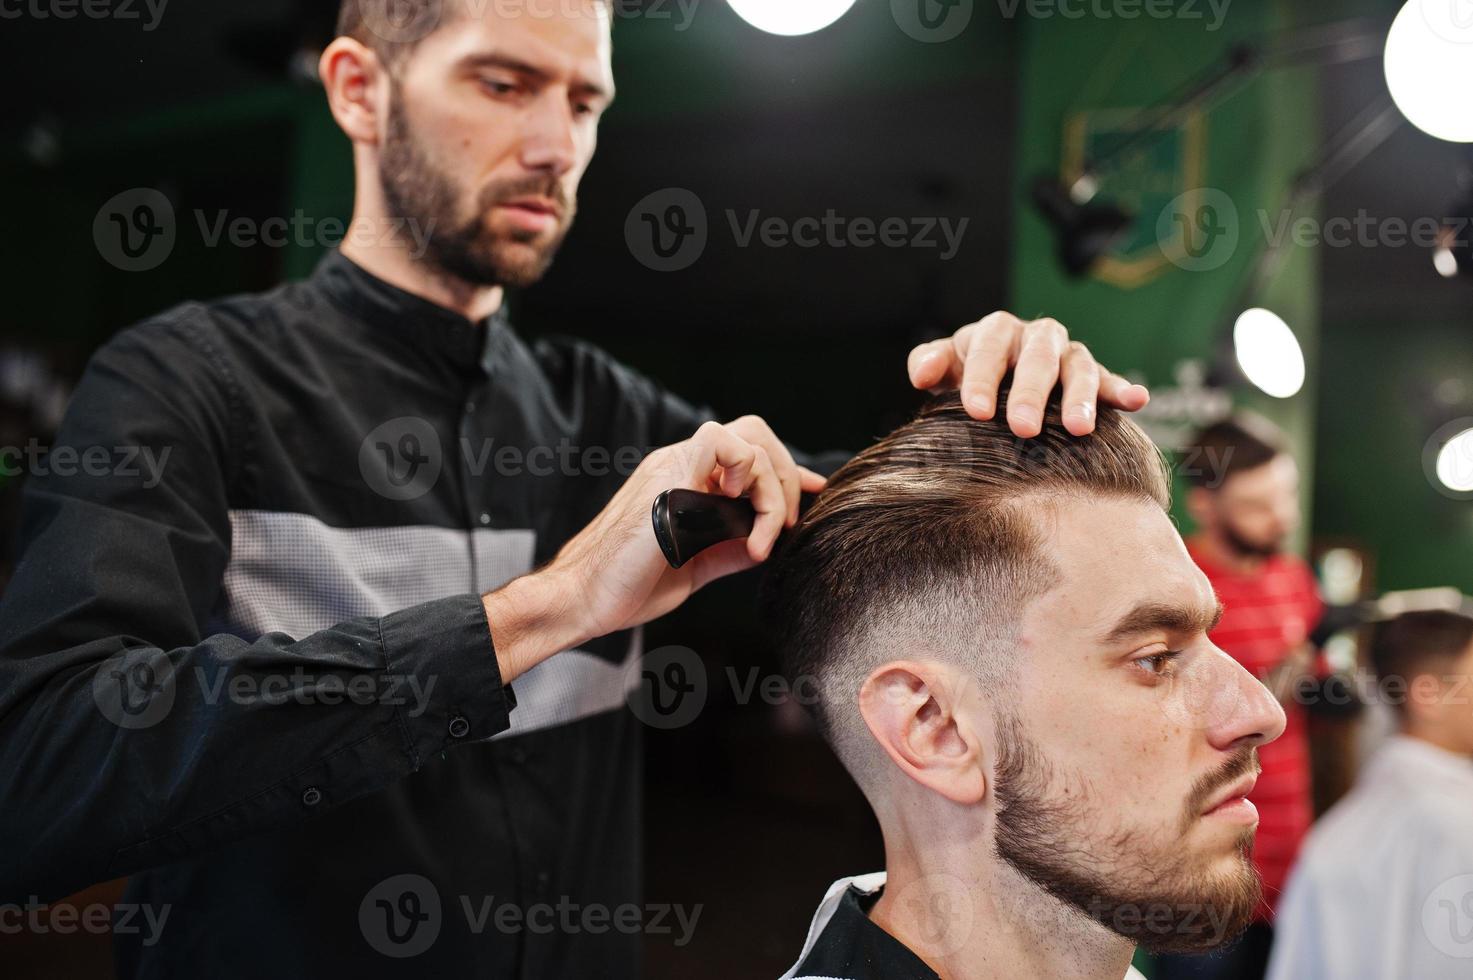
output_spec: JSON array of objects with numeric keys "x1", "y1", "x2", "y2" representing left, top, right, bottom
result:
[{"x1": 1097, "y1": 598, "x2": 1225, "y2": 646}]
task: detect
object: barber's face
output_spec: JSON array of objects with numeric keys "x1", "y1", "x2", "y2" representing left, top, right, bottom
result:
[
  {"x1": 996, "y1": 496, "x2": 1286, "y2": 951},
  {"x1": 1208, "y1": 455, "x2": 1301, "y2": 558},
  {"x1": 378, "y1": 0, "x2": 612, "y2": 286}
]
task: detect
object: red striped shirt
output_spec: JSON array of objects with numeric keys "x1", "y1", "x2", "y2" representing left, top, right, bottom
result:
[{"x1": 1186, "y1": 539, "x2": 1323, "y2": 922}]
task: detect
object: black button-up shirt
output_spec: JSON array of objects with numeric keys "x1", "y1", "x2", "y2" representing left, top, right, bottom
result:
[{"x1": 0, "y1": 251, "x2": 733, "y2": 977}]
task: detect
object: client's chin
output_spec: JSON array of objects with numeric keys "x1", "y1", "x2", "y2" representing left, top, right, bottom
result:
[{"x1": 1112, "y1": 865, "x2": 1262, "y2": 955}]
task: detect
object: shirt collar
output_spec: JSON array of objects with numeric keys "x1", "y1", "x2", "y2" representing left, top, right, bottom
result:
[
  {"x1": 785, "y1": 874, "x2": 1149, "y2": 980},
  {"x1": 1375, "y1": 734, "x2": 1473, "y2": 791},
  {"x1": 782, "y1": 872, "x2": 938, "y2": 980},
  {"x1": 309, "y1": 249, "x2": 509, "y2": 373}
]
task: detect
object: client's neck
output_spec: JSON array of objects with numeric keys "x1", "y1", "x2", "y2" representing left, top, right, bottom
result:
[
  {"x1": 869, "y1": 829, "x2": 1136, "y2": 980},
  {"x1": 1403, "y1": 722, "x2": 1473, "y2": 759}
]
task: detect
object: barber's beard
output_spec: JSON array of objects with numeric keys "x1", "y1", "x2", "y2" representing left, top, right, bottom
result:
[
  {"x1": 990, "y1": 715, "x2": 1261, "y2": 954},
  {"x1": 378, "y1": 95, "x2": 575, "y2": 289}
]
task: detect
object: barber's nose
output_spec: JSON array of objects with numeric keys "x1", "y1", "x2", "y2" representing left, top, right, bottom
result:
[
  {"x1": 1204, "y1": 647, "x2": 1287, "y2": 752},
  {"x1": 520, "y1": 98, "x2": 577, "y2": 177}
]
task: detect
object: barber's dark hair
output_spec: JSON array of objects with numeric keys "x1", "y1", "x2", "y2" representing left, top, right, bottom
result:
[
  {"x1": 1182, "y1": 412, "x2": 1287, "y2": 490},
  {"x1": 1370, "y1": 609, "x2": 1473, "y2": 717},
  {"x1": 337, "y1": 0, "x2": 611, "y2": 69},
  {"x1": 759, "y1": 381, "x2": 1171, "y2": 774}
]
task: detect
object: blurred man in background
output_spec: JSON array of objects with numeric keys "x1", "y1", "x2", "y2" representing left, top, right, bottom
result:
[
  {"x1": 763, "y1": 388, "x2": 1285, "y2": 980},
  {"x1": 1153, "y1": 414, "x2": 1324, "y2": 980},
  {"x1": 1267, "y1": 608, "x2": 1473, "y2": 980}
]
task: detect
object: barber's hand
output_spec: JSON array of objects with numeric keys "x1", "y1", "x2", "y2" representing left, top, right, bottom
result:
[
  {"x1": 907, "y1": 312, "x2": 1151, "y2": 437},
  {"x1": 484, "y1": 418, "x2": 824, "y2": 681}
]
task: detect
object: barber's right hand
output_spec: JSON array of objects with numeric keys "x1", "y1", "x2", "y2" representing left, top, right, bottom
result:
[
  {"x1": 556, "y1": 418, "x2": 825, "y2": 638},
  {"x1": 484, "y1": 418, "x2": 824, "y2": 681}
]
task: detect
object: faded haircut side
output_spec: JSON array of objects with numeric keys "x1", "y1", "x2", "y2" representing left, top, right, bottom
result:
[{"x1": 759, "y1": 381, "x2": 1172, "y2": 787}]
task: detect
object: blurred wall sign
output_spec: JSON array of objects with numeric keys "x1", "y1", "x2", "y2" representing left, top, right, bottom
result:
[
  {"x1": 1060, "y1": 107, "x2": 1211, "y2": 289},
  {"x1": 1133, "y1": 359, "x2": 1232, "y2": 450}
]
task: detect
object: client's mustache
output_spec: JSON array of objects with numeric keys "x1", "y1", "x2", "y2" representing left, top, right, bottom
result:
[{"x1": 1183, "y1": 748, "x2": 1260, "y2": 828}]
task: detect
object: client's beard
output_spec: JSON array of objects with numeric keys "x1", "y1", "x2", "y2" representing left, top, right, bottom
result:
[
  {"x1": 991, "y1": 714, "x2": 1261, "y2": 954},
  {"x1": 378, "y1": 92, "x2": 575, "y2": 289}
]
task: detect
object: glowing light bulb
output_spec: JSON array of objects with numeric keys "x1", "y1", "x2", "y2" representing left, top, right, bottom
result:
[
  {"x1": 725, "y1": 0, "x2": 858, "y2": 36},
  {"x1": 1233, "y1": 308, "x2": 1305, "y2": 398},
  {"x1": 1383, "y1": 0, "x2": 1473, "y2": 143}
]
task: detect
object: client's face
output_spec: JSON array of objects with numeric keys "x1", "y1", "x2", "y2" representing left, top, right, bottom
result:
[{"x1": 993, "y1": 497, "x2": 1286, "y2": 952}]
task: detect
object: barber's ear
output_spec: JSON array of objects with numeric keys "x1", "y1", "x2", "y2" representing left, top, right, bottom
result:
[
  {"x1": 858, "y1": 661, "x2": 986, "y2": 806},
  {"x1": 319, "y1": 37, "x2": 390, "y2": 146}
]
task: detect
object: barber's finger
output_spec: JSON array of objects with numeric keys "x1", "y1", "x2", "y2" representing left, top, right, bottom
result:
[
  {"x1": 798, "y1": 466, "x2": 827, "y2": 494},
  {"x1": 737, "y1": 446, "x2": 785, "y2": 561},
  {"x1": 958, "y1": 312, "x2": 1023, "y2": 420},
  {"x1": 1100, "y1": 370, "x2": 1151, "y2": 410},
  {"x1": 1058, "y1": 341, "x2": 1102, "y2": 435},
  {"x1": 686, "y1": 539, "x2": 759, "y2": 591},
  {"x1": 1005, "y1": 318, "x2": 1068, "y2": 437},
  {"x1": 728, "y1": 416, "x2": 802, "y2": 527},
  {"x1": 907, "y1": 336, "x2": 960, "y2": 390},
  {"x1": 687, "y1": 421, "x2": 757, "y2": 494}
]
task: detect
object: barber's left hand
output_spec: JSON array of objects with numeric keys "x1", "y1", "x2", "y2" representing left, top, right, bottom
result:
[{"x1": 907, "y1": 312, "x2": 1151, "y2": 437}]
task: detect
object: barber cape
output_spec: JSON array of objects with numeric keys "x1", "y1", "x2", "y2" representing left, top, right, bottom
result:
[
  {"x1": 781, "y1": 872, "x2": 1148, "y2": 979},
  {"x1": 1266, "y1": 735, "x2": 1473, "y2": 980}
]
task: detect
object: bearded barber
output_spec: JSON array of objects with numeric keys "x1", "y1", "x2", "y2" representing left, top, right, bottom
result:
[
  {"x1": 0, "y1": 2, "x2": 1150, "y2": 977},
  {"x1": 1155, "y1": 414, "x2": 1325, "y2": 980}
]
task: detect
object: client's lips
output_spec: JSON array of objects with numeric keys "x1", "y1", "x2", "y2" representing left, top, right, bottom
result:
[{"x1": 1202, "y1": 772, "x2": 1258, "y2": 816}]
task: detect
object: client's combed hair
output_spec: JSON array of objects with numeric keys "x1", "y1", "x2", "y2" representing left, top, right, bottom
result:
[{"x1": 759, "y1": 381, "x2": 1171, "y2": 780}]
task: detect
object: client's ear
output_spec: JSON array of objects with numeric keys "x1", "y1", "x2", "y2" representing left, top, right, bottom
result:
[{"x1": 858, "y1": 661, "x2": 986, "y2": 805}]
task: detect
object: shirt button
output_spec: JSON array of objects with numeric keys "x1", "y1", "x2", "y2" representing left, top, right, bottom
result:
[
  {"x1": 478, "y1": 512, "x2": 491, "y2": 526},
  {"x1": 448, "y1": 715, "x2": 470, "y2": 739},
  {"x1": 509, "y1": 747, "x2": 528, "y2": 765},
  {"x1": 464, "y1": 401, "x2": 476, "y2": 414},
  {"x1": 301, "y1": 787, "x2": 322, "y2": 807}
]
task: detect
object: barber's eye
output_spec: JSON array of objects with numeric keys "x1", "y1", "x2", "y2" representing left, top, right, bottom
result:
[
  {"x1": 1135, "y1": 651, "x2": 1183, "y2": 677},
  {"x1": 481, "y1": 78, "x2": 519, "y2": 96}
]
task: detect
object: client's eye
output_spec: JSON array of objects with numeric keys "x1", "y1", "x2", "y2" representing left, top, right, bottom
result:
[{"x1": 1133, "y1": 651, "x2": 1183, "y2": 677}]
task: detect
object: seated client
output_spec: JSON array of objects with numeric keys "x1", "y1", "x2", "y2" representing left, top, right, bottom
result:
[{"x1": 760, "y1": 385, "x2": 1288, "y2": 980}]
